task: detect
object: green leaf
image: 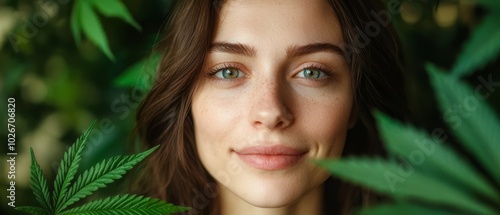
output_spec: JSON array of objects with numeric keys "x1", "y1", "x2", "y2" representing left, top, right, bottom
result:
[
  {"x1": 79, "y1": 0, "x2": 115, "y2": 61},
  {"x1": 53, "y1": 121, "x2": 96, "y2": 213},
  {"x1": 464, "y1": 0, "x2": 500, "y2": 9},
  {"x1": 59, "y1": 194, "x2": 190, "y2": 215},
  {"x1": 114, "y1": 53, "x2": 159, "y2": 89},
  {"x1": 70, "y1": 0, "x2": 82, "y2": 45},
  {"x1": 58, "y1": 145, "x2": 160, "y2": 211},
  {"x1": 314, "y1": 157, "x2": 496, "y2": 214},
  {"x1": 91, "y1": 0, "x2": 142, "y2": 31},
  {"x1": 15, "y1": 206, "x2": 49, "y2": 215},
  {"x1": 374, "y1": 112, "x2": 500, "y2": 202},
  {"x1": 29, "y1": 148, "x2": 52, "y2": 214},
  {"x1": 427, "y1": 64, "x2": 500, "y2": 183},
  {"x1": 452, "y1": 14, "x2": 500, "y2": 77},
  {"x1": 355, "y1": 202, "x2": 463, "y2": 215}
]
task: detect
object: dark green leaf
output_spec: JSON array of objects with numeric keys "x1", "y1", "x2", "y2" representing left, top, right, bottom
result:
[
  {"x1": 355, "y1": 202, "x2": 464, "y2": 215},
  {"x1": 70, "y1": 0, "x2": 82, "y2": 45},
  {"x1": 53, "y1": 121, "x2": 96, "y2": 213},
  {"x1": 79, "y1": 0, "x2": 115, "y2": 61},
  {"x1": 467, "y1": 0, "x2": 500, "y2": 9},
  {"x1": 58, "y1": 145, "x2": 159, "y2": 211},
  {"x1": 314, "y1": 157, "x2": 495, "y2": 214},
  {"x1": 59, "y1": 194, "x2": 190, "y2": 215},
  {"x1": 15, "y1": 206, "x2": 49, "y2": 215},
  {"x1": 91, "y1": 0, "x2": 142, "y2": 31},
  {"x1": 114, "y1": 53, "x2": 159, "y2": 89},
  {"x1": 452, "y1": 14, "x2": 500, "y2": 77},
  {"x1": 374, "y1": 112, "x2": 500, "y2": 202},
  {"x1": 428, "y1": 64, "x2": 500, "y2": 183},
  {"x1": 29, "y1": 148, "x2": 52, "y2": 214}
]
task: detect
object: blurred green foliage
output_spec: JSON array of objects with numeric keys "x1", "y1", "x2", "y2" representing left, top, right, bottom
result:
[{"x1": 0, "y1": 0, "x2": 499, "y2": 214}]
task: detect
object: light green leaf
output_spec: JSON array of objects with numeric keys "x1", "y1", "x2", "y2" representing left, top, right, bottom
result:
[
  {"x1": 314, "y1": 157, "x2": 496, "y2": 214},
  {"x1": 79, "y1": 0, "x2": 115, "y2": 61},
  {"x1": 427, "y1": 64, "x2": 500, "y2": 183},
  {"x1": 15, "y1": 206, "x2": 49, "y2": 215},
  {"x1": 374, "y1": 112, "x2": 500, "y2": 202},
  {"x1": 355, "y1": 202, "x2": 463, "y2": 215},
  {"x1": 452, "y1": 14, "x2": 500, "y2": 77},
  {"x1": 91, "y1": 0, "x2": 142, "y2": 31},
  {"x1": 114, "y1": 53, "x2": 159, "y2": 89},
  {"x1": 53, "y1": 121, "x2": 96, "y2": 213},
  {"x1": 59, "y1": 194, "x2": 190, "y2": 215},
  {"x1": 29, "y1": 148, "x2": 52, "y2": 214},
  {"x1": 58, "y1": 145, "x2": 159, "y2": 211},
  {"x1": 70, "y1": 0, "x2": 82, "y2": 45}
]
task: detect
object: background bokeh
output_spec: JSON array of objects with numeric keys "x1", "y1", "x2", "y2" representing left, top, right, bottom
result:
[{"x1": 0, "y1": 0, "x2": 499, "y2": 214}]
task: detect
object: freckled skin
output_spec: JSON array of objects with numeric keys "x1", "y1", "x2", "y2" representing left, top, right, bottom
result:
[{"x1": 191, "y1": 0, "x2": 356, "y2": 214}]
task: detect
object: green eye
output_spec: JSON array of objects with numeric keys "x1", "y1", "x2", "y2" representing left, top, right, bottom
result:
[
  {"x1": 297, "y1": 68, "x2": 326, "y2": 79},
  {"x1": 215, "y1": 68, "x2": 242, "y2": 79}
]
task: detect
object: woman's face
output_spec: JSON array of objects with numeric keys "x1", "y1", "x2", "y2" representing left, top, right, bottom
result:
[{"x1": 192, "y1": 0, "x2": 355, "y2": 207}]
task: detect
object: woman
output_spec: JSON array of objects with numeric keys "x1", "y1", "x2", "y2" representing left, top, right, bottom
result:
[{"x1": 134, "y1": 0, "x2": 407, "y2": 214}]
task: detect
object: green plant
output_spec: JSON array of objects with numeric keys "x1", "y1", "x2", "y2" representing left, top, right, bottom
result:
[
  {"x1": 16, "y1": 121, "x2": 190, "y2": 215},
  {"x1": 71, "y1": 0, "x2": 141, "y2": 61},
  {"x1": 315, "y1": 0, "x2": 500, "y2": 214}
]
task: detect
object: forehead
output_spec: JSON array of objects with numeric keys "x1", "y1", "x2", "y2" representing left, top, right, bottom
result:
[{"x1": 215, "y1": 0, "x2": 344, "y2": 46}]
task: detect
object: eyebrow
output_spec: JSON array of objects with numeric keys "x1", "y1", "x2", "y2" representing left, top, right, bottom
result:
[
  {"x1": 287, "y1": 43, "x2": 344, "y2": 57},
  {"x1": 209, "y1": 42, "x2": 344, "y2": 57},
  {"x1": 209, "y1": 42, "x2": 257, "y2": 57}
]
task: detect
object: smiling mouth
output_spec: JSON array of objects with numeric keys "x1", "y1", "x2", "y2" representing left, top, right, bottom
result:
[{"x1": 234, "y1": 145, "x2": 307, "y2": 171}]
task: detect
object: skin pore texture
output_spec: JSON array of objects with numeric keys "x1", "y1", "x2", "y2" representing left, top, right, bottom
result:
[{"x1": 191, "y1": 0, "x2": 355, "y2": 214}]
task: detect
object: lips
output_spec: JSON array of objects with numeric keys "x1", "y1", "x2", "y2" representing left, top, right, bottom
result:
[{"x1": 234, "y1": 145, "x2": 307, "y2": 170}]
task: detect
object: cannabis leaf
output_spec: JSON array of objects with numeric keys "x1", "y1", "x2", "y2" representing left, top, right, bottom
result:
[
  {"x1": 452, "y1": 14, "x2": 500, "y2": 77},
  {"x1": 16, "y1": 121, "x2": 190, "y2": 215},
  {"x1": 71, "y1": 0, "x2": 141, "y2": 61},
  {"x1": 58, "y1": 146, "x2": 159, "y2": 212},
  {"x1": 29, "y1": 148, "x2": 52, "y2": 214},
  {"x1": 52, "y1": 121, "x2": 96, "y2": 213},
  {"x1": 59, "y1": 195, "x2": 190, "y2": 215},
  {"x1": 315, "y1": 0, "x2": 500, "y2": 214}
]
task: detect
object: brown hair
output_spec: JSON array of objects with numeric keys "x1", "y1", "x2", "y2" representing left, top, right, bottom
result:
[{"x1": 133, "y1": 0, "x2": 407, "y2": 214}]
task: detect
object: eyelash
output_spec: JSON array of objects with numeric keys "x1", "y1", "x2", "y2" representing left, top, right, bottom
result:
[
  {"x1": 207, "y1": 63, "x2": 244, "y2": 80},
  {"x1": 298, "y1": 64, "x2": 335, "y2": 79},
  {"x1": 206, "y1": 63, "x2": 335, "y2": 81}
]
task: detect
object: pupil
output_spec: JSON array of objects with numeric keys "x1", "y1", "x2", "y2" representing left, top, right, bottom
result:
[
  {"x1": 224, "y1": 69, "x2": 237, "y2": 78},
  {"x1": 305, "y1": 69, "x2": 317, "y2": 78}
]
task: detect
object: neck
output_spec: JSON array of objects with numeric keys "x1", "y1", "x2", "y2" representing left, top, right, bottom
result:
[{"x1": 216, "y1": 184, "x2": 324, "y2": 215}]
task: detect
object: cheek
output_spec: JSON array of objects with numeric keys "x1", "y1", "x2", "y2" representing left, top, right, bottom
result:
[
  {"x1": 296, "y1": 90, "x2": 353, "y2": 157},
  {"x1": 191, "y1": 87, "x2": 245, "y2": 172}
]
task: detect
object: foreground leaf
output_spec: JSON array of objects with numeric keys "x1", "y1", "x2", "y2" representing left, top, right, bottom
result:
[
  {"x1": 15, "y1": 206, "x2": 48, "y2": 215},
  {"x1": 452, "y1": 14, "x2": 500, "y2": 77},
  {"x1": 58, "y1": 145, "x2": 159, "y2": 211},
  {"x1": 314, "y1": 157, "x2": 495, "y2": 214},
  {"x1": 375, "y1": 112, "x2": 500, "y2": 202},
  {"x1": 428, "y1": 64, "x2": 500, "y2": 183},
  {"x1": 59, "y1": 194, "x2": 190, "y2": 215},
  {"x1": 29, "y1": 148, "x2": 52, "y2": 214},
  {"x1": 355, "y1": 202, "x2": 464, "y2": 215},
  {"x1": 53, "y1": 121, "x2": 96, "y2": 213}
]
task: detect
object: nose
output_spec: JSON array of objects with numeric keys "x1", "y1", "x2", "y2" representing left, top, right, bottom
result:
[{"x1": 250, "y1": 80, "x2": 293, "y2": 130}]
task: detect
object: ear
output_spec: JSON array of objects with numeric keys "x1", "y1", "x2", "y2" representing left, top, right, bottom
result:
[{"x1": 348, "y1": 102, "x2": 358, "y2": 129}]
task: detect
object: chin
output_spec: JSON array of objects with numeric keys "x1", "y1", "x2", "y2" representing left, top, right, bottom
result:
[{"x1": 227, "y1": 170, "x2": 324, "y2": 208}]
